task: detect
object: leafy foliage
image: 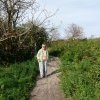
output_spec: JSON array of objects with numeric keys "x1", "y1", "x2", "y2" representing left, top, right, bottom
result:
[
  {"x1": 0, "y1": 23, "x2": 48, "y2": 65},
  {"x1": 0, "y1": 57, "x2": 38, "y2": 100},
  {"x1": 50, "y1": 39, "x2": 100, "y2": 100}
]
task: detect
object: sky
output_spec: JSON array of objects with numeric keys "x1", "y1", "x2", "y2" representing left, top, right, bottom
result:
[{"x1": 37, "y1": 0, "x2": 100, "y2": 38}]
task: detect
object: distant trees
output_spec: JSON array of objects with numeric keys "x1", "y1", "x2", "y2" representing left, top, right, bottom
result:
[{"x1": 65, "y1": 24, "x2": 84, "y2": 39}]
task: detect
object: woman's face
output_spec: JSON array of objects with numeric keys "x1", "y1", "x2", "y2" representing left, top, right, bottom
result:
[{"x1": 42, "y1": 45, "x2": 46, "y2": 50}]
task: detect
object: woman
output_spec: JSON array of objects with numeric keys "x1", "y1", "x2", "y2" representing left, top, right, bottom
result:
[{"x1": 37, "y1": 44, "x2": 48, "y2": 78}]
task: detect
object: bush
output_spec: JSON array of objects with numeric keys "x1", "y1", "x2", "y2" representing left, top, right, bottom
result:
[
  {"x1": 0, "y1": 57, "x2": 38, "y2": 100},
  {"x1": 0, "y1": 24, "x2": 48, "y2": 65},
  {"x1": 50, "y1": 39, "x2": 100, "y2": 100}
]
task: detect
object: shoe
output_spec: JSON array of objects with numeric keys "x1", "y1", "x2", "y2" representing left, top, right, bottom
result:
[{"x1": 43, "y1": 74, "x2": 47, "y2": 78}]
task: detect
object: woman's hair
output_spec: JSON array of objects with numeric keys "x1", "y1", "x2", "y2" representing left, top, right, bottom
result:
[
  {"x1": 42, "y1": 43, "x2": 46, "y2": 46},
  {"x1": 42, "y1": 43, "x2": 47, "y2": 49}
]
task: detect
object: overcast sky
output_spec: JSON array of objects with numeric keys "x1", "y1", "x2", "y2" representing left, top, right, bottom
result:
[{"x1": 37, "y1": 0, "x2": 100, "y2": 38}]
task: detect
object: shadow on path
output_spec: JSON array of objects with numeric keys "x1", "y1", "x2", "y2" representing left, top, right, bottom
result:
[{"x1": 47, "y1": 69, "x2": 59, "y2": 77}]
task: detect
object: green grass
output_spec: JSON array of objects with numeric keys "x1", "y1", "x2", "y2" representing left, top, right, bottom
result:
[
  {"x1": 50, "y1": 39, "x2": 100, "y2": 100},
  {"x1": 0, "y1": 57, "x2": 38, "y2": 100}
]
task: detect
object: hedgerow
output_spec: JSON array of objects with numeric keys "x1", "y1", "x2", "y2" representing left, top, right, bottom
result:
[
  {"x1": 50, "y1": 39, "x2": 100, "y2": 100},
  {"x1": 0, "y1": 57, "x2": 38, "y2": 100}
]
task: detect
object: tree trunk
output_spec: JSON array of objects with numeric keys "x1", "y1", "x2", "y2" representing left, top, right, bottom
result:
[
  {"x1": 7, "y1": 0, "x2": 13, "y2": 34},
  {"x1": 8, "y1": 14, "x2": 13, "y2": 34}
]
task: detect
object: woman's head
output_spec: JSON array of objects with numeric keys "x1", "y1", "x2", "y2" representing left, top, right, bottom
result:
[{"x1": 42, "y1": 44, "x2": 47, "y2": 50}]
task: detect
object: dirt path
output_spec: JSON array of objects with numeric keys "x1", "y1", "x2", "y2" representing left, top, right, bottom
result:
[{"x1": 30, "y1": 57, "x2": 67, "y2": 100}]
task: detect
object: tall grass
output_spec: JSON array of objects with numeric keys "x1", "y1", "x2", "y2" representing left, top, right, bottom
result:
[
  {"x1": 0, "y1": 57, "x2": 38, "y2": 100},
  {"x1": 50, "y1": 39, "x2": 100, "y2": 100}
]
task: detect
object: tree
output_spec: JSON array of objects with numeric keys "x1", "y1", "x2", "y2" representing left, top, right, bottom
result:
[
  {"x1": 49, "y1": 28, "x2": 60, "y2": 41},
  {"x1": 0, "y1": 22, "x2": 48, "y2": 64},
  {"x1": 0, "y1": 0, "x2": 36, "y2": 35},
  {"x1": 65, "y1": 24, "x2": 84, "y2": 39},
  {"x1": 0, "y1": 0, "x2": 56, "y2": 64},
  {"x1": 0, "y1": 0, "x2": 57, "y2": 42}
]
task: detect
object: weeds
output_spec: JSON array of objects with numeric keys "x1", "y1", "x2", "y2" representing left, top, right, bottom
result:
[
  {"x1": 0, "y1": 57, "x2": 38, "y2": 100},
  {"x1": 50, "y1": 39, "x2": 100, "y2": 100}
]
